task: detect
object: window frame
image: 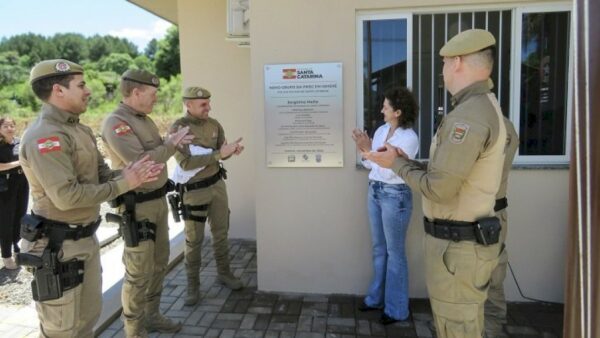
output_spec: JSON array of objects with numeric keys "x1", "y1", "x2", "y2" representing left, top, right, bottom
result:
[
  {"x1": 511, "y1": 3, "x2": 573, "y2": 165},
  {"x1": 355, "y1": 2, "x2": 573, "y2": 166},
  {"x1": 355, "y1": 12, "x2": 413, "y2": 162}
]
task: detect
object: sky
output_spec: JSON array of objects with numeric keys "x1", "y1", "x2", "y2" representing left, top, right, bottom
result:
[{"x1": 0, "y1": 0, "x2": 173, "y2": 52}]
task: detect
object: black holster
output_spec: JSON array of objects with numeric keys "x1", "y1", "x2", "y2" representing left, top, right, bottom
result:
[
  {"x1": 106, "y1": 193, "x2": 156, "y2": 247},
  {"x1": 16, "y1": 249, "x2": 84, "y2": 301},
  {"x1": 16, "y1": 248, "x2": 84, "y2": 302},
  {"x1": 167, "y1": 192, "x2": 182, "y2": 223},
  {"x1": 167, "y1": 191, "x2": 208, "y2": 223}
]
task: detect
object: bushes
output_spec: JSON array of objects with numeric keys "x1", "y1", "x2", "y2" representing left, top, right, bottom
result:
[{"x1": 0, "y1": 30, "x2": 182, "y2": 134}]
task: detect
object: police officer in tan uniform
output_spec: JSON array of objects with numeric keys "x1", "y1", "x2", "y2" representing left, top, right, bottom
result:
[
  {"x1": 19, "y1": 59, "x2": 163, "y2": 338},
  {"x1": 485, "y1": 112, "x2": 519, "y2": 338},
  {"x1": 101, "y1": 69, "x2": 193, "y2": 338},
  {"x1": 170, "y1": 86, "x2": 244, "y2": 306},
  {"x1": 365, "y1": 29, "x2": 507, "y2": 337}
]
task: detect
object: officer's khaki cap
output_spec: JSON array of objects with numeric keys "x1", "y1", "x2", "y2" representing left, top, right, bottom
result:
[
  {"x1": 29, "y1": 59, "x2": 84, "y2": 84},
  {"x1": 183, "y1": 86, "x2": 211, "y2": 100},
  {"x1": 439, "y1": 29, "x2": 496, "y2": 57},
  {"x1": 121, "y1": 69, "x2": 160, "y2": 87}
]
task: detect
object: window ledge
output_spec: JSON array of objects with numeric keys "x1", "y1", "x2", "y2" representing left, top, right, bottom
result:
[
  {"x1": 512, "y1": 163, "x2": 569, "y2": 170},
  {"x1": 355, "y1": 162, "x2": 570, "y2": 170}
]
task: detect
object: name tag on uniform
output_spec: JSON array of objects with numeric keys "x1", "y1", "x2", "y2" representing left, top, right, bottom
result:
[{"x1": 37, "y1": 136, "x2": 61, "y2": 154}]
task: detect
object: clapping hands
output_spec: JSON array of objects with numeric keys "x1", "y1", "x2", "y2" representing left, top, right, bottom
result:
[{"x1": 351, "y1": 129, "x2": 372, "y2": 153}]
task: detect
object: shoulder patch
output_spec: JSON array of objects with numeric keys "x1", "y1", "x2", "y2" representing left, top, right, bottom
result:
[
  {"x1": 37, "y1": 136, "x2": 61, "y2": 154},
  {"x1": 113, "y1": 122, "x2": 132, "y2": 136},
  {"x1": 449, "y1": 122, "x2": 470, "y2": 144}
]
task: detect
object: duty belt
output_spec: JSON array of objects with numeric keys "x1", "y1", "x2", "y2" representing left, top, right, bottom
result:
[
  {"x1": 423, "y1": 217, "x2": 478, "y2": 242},
  {"x1": 20, "y1": 214, "x2": 102, "y2": 243},
  {"x1": 494, "y1": 197, "x2": 508, "y2": 212},
  {"x1": 46, "y1": 217, "x2": 102, "y2": 241},
  {"x1": 177, "y1": 169, "x2": 224, "y2": 193},
  {"x1": 110, "y1": 180, "x2": 174, "y2": 207}
]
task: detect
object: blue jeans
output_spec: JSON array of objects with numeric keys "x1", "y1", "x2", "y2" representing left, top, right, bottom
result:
[{"x1": 364, "y1": 180, "x2": 413, "y2": 320}]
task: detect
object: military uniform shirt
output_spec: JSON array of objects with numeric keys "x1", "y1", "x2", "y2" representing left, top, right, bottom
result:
[
  {"x1": 101, "y1": 102, "x2": 175, "y2": 192},
  {"x1": 171, "y1": 113, "x2": 225, "y2": 182},
  {"x1": 19, "y1": 103, "x2": 129, "y2": 224},
  {"x1": 392, "y1": 80, "x2": 507, "y2": 222}
]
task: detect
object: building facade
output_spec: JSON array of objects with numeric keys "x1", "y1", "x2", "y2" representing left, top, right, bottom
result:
[{"x1": 129, "y1": 0, "x2": 571, "y2": 302}]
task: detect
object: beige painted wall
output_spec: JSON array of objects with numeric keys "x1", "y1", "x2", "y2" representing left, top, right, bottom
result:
[
  {"x1": 172, "y1": 0, "x2": 569, "y2": 302},
  {"x1": 177, "y1": 0, "x2": 255, "y2": 239},
  {"x1": 250, "y1": 0, "x2": 569, "y2": 302}
]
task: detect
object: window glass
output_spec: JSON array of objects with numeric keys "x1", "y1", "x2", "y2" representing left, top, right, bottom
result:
[
  {"x1": 362, "y1": 19, "x2": 408, "y2": 137},
  {"x1": 519, "y1": 11, "x2": 570, "y2": 155}
]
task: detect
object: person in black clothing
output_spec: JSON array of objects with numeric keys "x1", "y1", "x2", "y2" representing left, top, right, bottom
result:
[{"x1": 0, "y1": 116, "x2": 29, "y2": 270}]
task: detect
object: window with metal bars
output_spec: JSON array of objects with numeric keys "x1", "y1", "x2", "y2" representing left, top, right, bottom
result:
[{"x1": 358, "y1": 5, "x2": 571, "y2": 164}]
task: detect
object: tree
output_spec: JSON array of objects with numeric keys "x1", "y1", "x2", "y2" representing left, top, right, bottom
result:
[
  {"x1": 0, "y1": 33, "x2": 57, "y2": 66},
  {"x1": 0, "y1": 52, "x2": 28, "y2": 86},
  {"x1": 98, "y1": 53, "x2": 134, "y2": 75},
  {"x1": 88, "y1": 35, "x2": 110, "y2": 62},
  {"x1": 133, "y1": 55, "x2": 154, "y2": 72},
  {"x1": 144, "y1": 39, "x2": 158, "y2": 60},
  {"x1": 50, "y1": 33, "x2": 89, "y2": 62},
  {"x1": 154, "y1": 26, "x2": 180, "y2": 78}
]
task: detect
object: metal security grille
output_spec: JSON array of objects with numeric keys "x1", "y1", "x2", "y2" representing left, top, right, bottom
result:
[{"x1": 412, "y1": 10, "x2": 512, "y2": 158}]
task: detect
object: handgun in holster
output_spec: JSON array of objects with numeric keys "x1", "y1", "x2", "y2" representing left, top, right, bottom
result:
[
  {"x1": 167, "y1": 192, "x2": 182, "y2": 223},
  {"x1": 16, "y1": 248, "x2": 83, "y2": 302},
  {"x1": 17, "y1": 214, "x2": 86, "y2": 301},
  {"x1": 106, "y1": 211, "x2": 139, "y2": 247},
  {"x1": 16, "y1": 249, "x2": 62, "y2": 301},
  {"x1": 106, "y1": 193, "x2": 155, "y2": 247}
]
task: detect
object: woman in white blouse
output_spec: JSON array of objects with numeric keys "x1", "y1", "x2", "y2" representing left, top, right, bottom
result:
[{"x1": 352, "y1": 87, "x2": 419, "y2": 325}]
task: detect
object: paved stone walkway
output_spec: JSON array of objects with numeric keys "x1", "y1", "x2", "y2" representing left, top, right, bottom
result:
[{"x1": 98, "y1": 239, "x2": 563, "y2": 338}]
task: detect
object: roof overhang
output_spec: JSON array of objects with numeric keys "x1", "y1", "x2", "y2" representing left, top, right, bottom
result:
[{"x1": 126, "y1": 0, "x2": 178, "y2": 25}]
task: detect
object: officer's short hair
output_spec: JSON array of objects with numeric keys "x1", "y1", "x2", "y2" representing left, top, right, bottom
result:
[
  {"x1": 463, "y1": 47, "x2": 495, "y2": 72},
  {"x1": 31, "y1": 74, "x2": 75, "y2": 101},
  {"x1": 384, "y1": 87, "x2": 419, "y2": 128},
  {"x1": 120, "y1": 79, "x2": 147, "y2": 98}
]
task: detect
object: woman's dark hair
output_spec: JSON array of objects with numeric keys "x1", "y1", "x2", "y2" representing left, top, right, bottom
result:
[
  {"x1": 0, "y1": 116, "x2": 15, "y2": 144},
  {"x1": 31, "y1": 74, "x2": 74, "y2": 101},
  {"x1": 384, "y1": 87, "x2": 419, "y2": 128}
]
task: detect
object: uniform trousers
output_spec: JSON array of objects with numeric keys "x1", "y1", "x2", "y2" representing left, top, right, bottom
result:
[
  {"x1": 182, "y1": 179, "x2": 231, "y2": 276},
  {"x1": 484, "y1": 208, "x2": 509, "y2": 337},
  {"x1": 33, "y1": 236, "x2": 101, "y2": 338},
  {"x1": 425, "y1": 234, "x2": 501, "y2": 338},
  {"x1": 120, "y1": 198, "x2": 169, "y2": 332}
]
